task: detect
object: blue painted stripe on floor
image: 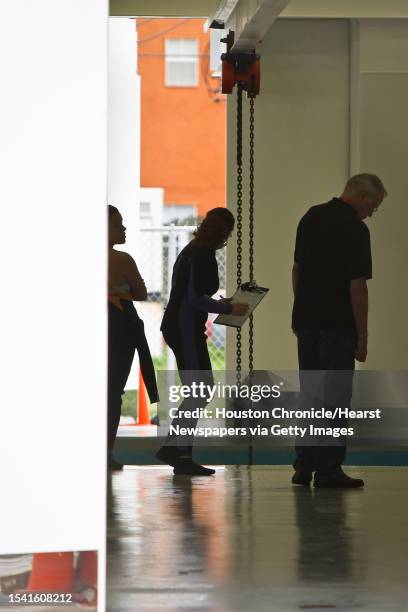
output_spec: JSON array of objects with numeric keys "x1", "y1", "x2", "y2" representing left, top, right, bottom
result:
[{"x1": 114, "y1": 449, "x2": 408, "y2": 466}]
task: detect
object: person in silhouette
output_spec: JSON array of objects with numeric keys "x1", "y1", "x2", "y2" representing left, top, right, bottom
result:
[
  {"x1": 108, "y1": 205, "x2": 158, "y2": 470},
  {"x1": 156, "y1": 207, "x2": 248, "y2": 475},
  {"x1": 291, "y1": 174, "x2": 387, "y2": 488}
]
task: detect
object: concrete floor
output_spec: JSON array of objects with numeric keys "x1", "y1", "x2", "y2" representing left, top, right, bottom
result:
[{"x1": 107, "y1": 465, "x2": 408, "y2": 611}]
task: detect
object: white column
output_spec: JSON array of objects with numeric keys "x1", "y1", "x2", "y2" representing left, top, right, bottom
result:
[
  {"x1": 108, "y1": 18, "x2": 143, "y2": 390},
  {"x1": 0, "y1": 1, "x2": 108, "y2": 608}
]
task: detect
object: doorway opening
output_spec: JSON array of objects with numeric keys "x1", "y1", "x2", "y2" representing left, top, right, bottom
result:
[{"x1": 108, "y1": 16, "x2": 227, "y2": 434}]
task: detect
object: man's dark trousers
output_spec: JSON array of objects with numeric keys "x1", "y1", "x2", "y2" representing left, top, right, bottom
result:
[{"x1": 294, "y1": 330, "x2": 356, "y2": 475}]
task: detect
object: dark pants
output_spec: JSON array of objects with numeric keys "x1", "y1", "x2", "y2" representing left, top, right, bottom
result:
[
  {"x1": 108, "y1": 300, "x2": 159, "y2": 455},
  {"x1": 163, "y1": 328, "x2": 213, "y2": 456},
  {"x1": 294, "y1": 330, "x2": 355, "y2": 475}
]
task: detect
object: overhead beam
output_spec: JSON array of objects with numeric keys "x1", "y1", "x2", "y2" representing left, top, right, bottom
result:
[
  {"x1": 282, "y1": 0, "x2": 408, "y2": 18},
  {"x1": 207, "y1": 0, "x2": 240, "y2": 28},
  {"x1": 214, "y1": 0, "x2": 290, "y2": 52},
  {"x1": 110, "y1": 0, "x2": 408, "y2": 19},
  {"x1": 110, "y1": 0, "x2": 219, "y2": 17}
]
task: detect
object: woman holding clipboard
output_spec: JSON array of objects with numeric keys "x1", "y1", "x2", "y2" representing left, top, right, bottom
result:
[{"x1": 156, "y1": 207, "x2": 248, "y2": 475}]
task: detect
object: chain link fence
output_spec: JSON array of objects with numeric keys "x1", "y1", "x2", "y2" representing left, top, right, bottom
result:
[{"x1": 135, "y1": 225, "x2": 227, "y2": 373}]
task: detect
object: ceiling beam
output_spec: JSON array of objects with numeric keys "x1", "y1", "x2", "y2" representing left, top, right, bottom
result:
[
  {"x1": 215, "y1": 0, "x2": 291, "y2": 52},
  {"x1": 109, "y1": 0, "x2": 219, "y2": 17},
  {"x1": 207, "y1": 0, "x2": 240, "y2": 28},
  {"x1": 282, "y1": 0, "x2": 408, "y2": 18}
]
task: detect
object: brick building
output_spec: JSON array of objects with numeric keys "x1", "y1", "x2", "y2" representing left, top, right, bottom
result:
[{"x1": 137, "y1": 18, "x2": 226, "y2": 222}]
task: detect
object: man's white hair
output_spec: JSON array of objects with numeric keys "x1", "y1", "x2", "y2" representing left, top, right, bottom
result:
[{"x1": 345, "y1": 173, "x2": 387, "y2": 199}]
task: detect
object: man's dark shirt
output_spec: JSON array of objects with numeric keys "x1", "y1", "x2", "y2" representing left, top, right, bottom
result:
[{"x1": 292, "y1": 197, "x2": 372, "y2": 331}]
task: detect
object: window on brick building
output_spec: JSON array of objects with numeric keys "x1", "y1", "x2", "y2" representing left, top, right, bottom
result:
[{"x1": 165, "y1": 39, "x2": 199, "y2": 87}]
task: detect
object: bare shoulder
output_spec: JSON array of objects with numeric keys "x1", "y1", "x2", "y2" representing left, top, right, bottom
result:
[
  {"x1": 111, "y1": 250, "x2": 135, "y2": 265},
  {"x1": 119, "y1": 251, "x2": 138, "y2": 269}
]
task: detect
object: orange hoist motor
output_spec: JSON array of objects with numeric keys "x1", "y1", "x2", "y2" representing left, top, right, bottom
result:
[{"x1": 221, "y1": 30, "x2": 260, "y2": 97}]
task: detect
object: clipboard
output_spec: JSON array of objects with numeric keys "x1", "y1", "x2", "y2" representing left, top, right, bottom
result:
[{"x1": 214, "y1": 283, "x2": 269, "y2": 328}]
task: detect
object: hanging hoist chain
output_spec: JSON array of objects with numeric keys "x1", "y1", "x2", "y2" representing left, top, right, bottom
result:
[
  {"x1": 236, "y1": 82, "x2": 243, "y2": 383},
  {"x1": 248, "y1": 94, "x2": 255, "y2": 376},
  {"x1": 247, "y1": 93, "x2": 256, "y2": 467},
  {"x1": 221, "y1": 37, "x2": 259, "y2": 466}
]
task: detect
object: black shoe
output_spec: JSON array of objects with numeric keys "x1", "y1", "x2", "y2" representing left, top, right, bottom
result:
[
  {"x1": 314, "y1": 469, "x2": 364, "y2": 489},
  {"x1": 173, "y1": 459, "x2": 215, "y2": 476},
  {"x1": 156, "y1": 446, "x2": 182, "y2": 467},
  {"x1": 109, "y1": 457, "x2": 124, "y2": 471},
  {"x1": 292, "y1": 470, "x2": 313, "y2": 486}
]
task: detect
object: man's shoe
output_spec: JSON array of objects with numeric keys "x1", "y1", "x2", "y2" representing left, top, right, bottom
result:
[
  {"x1": 173, "y1": 459, "x2": 215, "y2": 476},
  {"x1": 108, "y1": 457, "x2": 123, "y2": 471},
  {"x1": 156, "y1": 446, "x2": 182, "y2": 467},
  {"x1": 292, "y1": 470, "x2": 313, "y2": 486},
  {"x1": 314, "y1": 469, "x2": 364, "y2": 489}
]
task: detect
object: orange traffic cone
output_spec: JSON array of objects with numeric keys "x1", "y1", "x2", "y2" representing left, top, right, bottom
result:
[
  {"x1": 137, "y1": 369, "x2": 150, "y2": 425},
  {"x1": 28, "y1": 552, "x2": 74, "y2": 592}
]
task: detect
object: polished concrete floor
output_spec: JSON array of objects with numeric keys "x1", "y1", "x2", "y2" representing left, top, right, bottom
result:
[{"x1": 107, "y1": 466, "x2": 408, "y2": 611}]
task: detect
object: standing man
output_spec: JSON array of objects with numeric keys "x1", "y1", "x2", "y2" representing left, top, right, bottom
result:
[{"x1": 291, "y1": 174, "x2": 387, "y2": 488}]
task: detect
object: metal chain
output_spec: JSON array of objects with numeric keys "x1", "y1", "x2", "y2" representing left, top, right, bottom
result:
[
  {"x1": 249, "y1": 95, "x2": 255, "y2": 287},
  {"x1": 248, "y1": 94, "x2": 255, "y2": 376},
  {"x1": 236, "y1": 82, "x2": 243, "y2": 382}
]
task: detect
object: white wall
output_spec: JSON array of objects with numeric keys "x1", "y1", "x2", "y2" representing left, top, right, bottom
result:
[
  {"x1": 108, "y1": 17, "x2": 141, "y2": 254},
  {"x1": 0, "y1": 1, "x2": 108, "y2": 609},
  {"x1": 356, "y1": 20, "x2": 408, "y2": 369},
  {"x1": 226, "y1": 19, "x2": 350, "y2": 370},
  {"x1": 226, "y1": 17, "x2": 408, "y2": 372}
]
